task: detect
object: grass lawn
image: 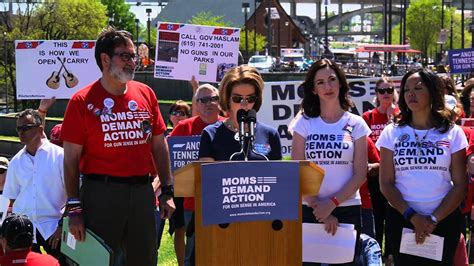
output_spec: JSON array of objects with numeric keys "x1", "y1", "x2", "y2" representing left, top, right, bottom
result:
[{"x1": 157, "y1": 220, "x2": 178, "y2": 265}]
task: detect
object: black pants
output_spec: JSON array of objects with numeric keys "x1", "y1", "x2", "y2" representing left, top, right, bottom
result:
[
  {"x1": 81, "y1": 178, "x2": 157, "y2": 266},
  {"x1": 32, "y1": 229, "x2": 68, "y2": 265},
  {"x1": 302, "y1": 205, "x2": 362, "y2": 266},
  {"x1": 367, "y1": 178, "x2": 391, "y2": 256},
  {"x1": 386, "y1": 205, "x2": 461, "y2": 266}
]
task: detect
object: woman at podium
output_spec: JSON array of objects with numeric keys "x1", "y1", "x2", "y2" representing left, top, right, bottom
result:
[
  {"x1": 290, "y1": 59, "x2": 370, "y2": 264},
  {"x1": 199, "y1": 65, "x2": 282, "y2": 161}
]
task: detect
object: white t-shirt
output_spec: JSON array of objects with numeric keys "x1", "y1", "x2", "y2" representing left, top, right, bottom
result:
[
  {"x1": 290, "y1": 112, "x2": 371, "y2": 206},
  {"x1": 376, "y1": 123, "x2": 468, "y2": 214}
]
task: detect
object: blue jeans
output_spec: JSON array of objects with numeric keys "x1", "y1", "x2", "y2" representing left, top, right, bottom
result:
[{"x1": 361, "y1": 208, "x2": 375, "y2": 239}]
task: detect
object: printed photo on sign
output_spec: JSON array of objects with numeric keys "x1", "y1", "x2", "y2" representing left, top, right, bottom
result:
[
  {"x1": 154, "y1": 22, "x2": 240, "y2": 83},
  {"x1": 216, "y1": 63, "x2": 236, "y2": 82},
  {"x1": 201, "y1": 161, "x2": 299, "y2": 225},
  {"x1": 15, "y1": 40, "x2": 100, "y2": 99},
  {"x1": 157, "y1": 31, "x2": 180, "y2": 63}
]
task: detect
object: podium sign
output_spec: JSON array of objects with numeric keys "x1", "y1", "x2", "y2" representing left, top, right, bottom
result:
[
  {"x1": 174, "y1": 160, "x2": 324, "y2": 265},
  {"x1": 201, "y1": 161, "x2": 299, "y2": 225}
]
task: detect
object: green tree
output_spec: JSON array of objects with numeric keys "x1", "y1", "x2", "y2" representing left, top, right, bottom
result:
[
  {"x1": 188, "y1": 11, "x2": 231, "y2": 27},
  {"x1": 239, "y1": 29, "x2": 267, "y2": 55},
  {"x1": 34, "y1": 0, "x2": 107, "y2": 40},
  {"x1": 405, "y1": 0, "x2": 441, "y2": 59},
  {"x1": 188, "y1": 11, "x2": 267, "y2": 54},
  {"x1": 101, "y1": 0, "x2": 137, "y2": 34},
  {"x1": 0, "y1": 0, "x2": 108, "y2": 111},
  {"x1": 400, "y1": 1, "x2": 472, "y2": 60}
]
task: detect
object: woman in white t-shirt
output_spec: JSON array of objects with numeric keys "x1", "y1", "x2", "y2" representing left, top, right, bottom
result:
[
  {"x1": 377, "y1": 68, "x2": 467, "y2": 265},
  {"x1": 290, "y1": 59, "x2": 370, "y2": 265}
]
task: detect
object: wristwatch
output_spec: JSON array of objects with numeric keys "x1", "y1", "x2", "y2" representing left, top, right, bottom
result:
[
  {"x1": 160, "y1": 185, "x2": 174, "y2": 198},
  {"x1": 430, "y1": 214, "x2": 438, "y2": 225}
]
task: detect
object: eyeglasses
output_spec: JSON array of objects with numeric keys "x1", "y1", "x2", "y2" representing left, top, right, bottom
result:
[
  {"x1": 196, "y1": 96, "x2": 219, "y2": 104},
  {"x1": 375, "y1": 87, "x2": 394, "y2": 94},
  {"x1": 112, "y1": 52, "x2": 136, "y2": 62},
  {"x1": 231, "y1": 95, "x2": 258, "y2": 104},
  {"x1": 170, "y1": 110, "x2": 188, "y2": 116},
  {"x1": 16, "y1": 123, "x2": 39, "y2": 132}
]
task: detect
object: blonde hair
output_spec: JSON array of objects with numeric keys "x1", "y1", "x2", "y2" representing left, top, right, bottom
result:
[{"x1": 374, "y1": 76, "x2": 398, "y2": 106}]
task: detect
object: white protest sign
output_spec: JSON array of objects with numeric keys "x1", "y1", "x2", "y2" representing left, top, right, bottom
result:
[
  {"x1": 258, "y1": 77, "x2": 402, "y2": 156},
  {"x1": 154, "y1": 22, "x2": 240, "y2": 83},
  {"x1": 15, "y1": 40, "x2": 100, "y2": 99}
]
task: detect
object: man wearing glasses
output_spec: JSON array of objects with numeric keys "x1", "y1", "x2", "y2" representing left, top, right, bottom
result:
[
  {"x1": 61, "y1": 27, "x2": 174, "y2": 266},
  {"x1": 3, "y1": 109, "x2": 67, "y2": 264},
  {"x1": 168, "y1": 83, "x2": 223, "y2": 266}
]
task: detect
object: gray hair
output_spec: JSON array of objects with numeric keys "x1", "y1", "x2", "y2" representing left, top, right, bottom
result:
[{"x1": 195, "y1": 83, "x2": 219, "y2": 98}]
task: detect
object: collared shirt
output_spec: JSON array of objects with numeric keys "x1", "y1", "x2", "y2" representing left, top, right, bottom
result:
[{"x1": 4, "y1": 140, "x2": 66, "y2": 240}]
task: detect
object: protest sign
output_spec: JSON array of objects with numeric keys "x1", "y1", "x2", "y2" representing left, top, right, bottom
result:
[
  {"x1": 201, "y1": 161, "x2": 299, "y2": 225},
  {"x1": 258, "y1": 77, "x2": 402, "y2": 156},
  {"x1": 154, "y1": 22, "x2": 240, "y2": 83},
  {"x1": 167, "y1": 136, "x2": 201, "y2": 172},
  {"x1": 15, "y1": 40, "x2": 100, "y2": 99},
  {"x1": 449, "y1": 48, "x2": 474, "y2": 74}
]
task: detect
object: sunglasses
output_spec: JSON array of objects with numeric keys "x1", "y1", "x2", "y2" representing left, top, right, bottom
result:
[
  {"x1": 375, "y1": 87, "x2": 394, "y2": 94},
  {"x1": 196, "y1": 96, "x2": 219, "y2": 104},
  {"x1": 170, "y1": 110, "x2": 188, "y2": 116},
  {"x1": 231, "y1": 95, "x2": 258, "y2": 104},
  {"x1": 0, "y1": 169, "x2": 5, "y2": 174},
  {"x1": 112, "y1": 52, "x2": 136, "y2": 62},
  {"x1": 16, "y1": 123, "x2": 40, "y2": 132}
]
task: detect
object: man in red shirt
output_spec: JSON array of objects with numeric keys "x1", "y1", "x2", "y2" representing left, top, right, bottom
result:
[
  {"x1": 169, "y1": 83, "x2": 223, "y2": 265},
  {"x1": 0, "y1": 214, "x2": 59, "y2": 266},
  {"x1": 61, "y1": 27, "x2": 174, "y2": 266}
]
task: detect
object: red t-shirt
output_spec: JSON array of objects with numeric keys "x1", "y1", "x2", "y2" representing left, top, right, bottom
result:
[
  {"x1": 362, "y1": 107, "x2": 399, "y2": 143},
  {"x1": 0, "y1": 249, "x2": 59, "y2": 266},
  {"x1": 169, "y1": 115, "x2": 225, "y2": 211},
  {"x1": 466, "y1": 127, "x2": 474, "y2": 157},
  {"x1": 461, "y1": 126, "x2": 474, "y2": 214},
  {"x1": 61, "y1": 80, "x2": 166, "y2": 177},
  {"x1": 361, "y1": 138, "x2": 380, "y2": 209}
]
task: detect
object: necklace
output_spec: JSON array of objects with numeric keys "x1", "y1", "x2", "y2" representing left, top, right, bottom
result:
[
  {"x1": 224, "y1": 119, "x2": 240, "y2": 141},
  {"x1": 413, "y1": 127, "x2": 430, "y2": 156},
  {"x1": 224, "y1": 119, "x2": 238, "y2": 132}
]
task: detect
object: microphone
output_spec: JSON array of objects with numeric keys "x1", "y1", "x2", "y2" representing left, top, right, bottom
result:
[
  {"x1": 236, "y1": 109, "x2": 248, "y2": 143},
  {"x1": 230, "y1": 109, "x2": 248, "y2": 161},
  {"x1": 247, "y1": 109, "x2": 257, "y2": 143},
  {"x1": 246, "y1": 109, "x2": 268, "y2": 161}
]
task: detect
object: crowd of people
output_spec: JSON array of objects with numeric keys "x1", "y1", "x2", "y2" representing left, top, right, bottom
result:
[{"x1": 1, "y1": 25, "x2": 474, "y2": 266}]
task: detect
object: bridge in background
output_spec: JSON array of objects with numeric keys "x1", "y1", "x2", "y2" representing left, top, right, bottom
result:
[{"x1": 280, "y1": 0, "x2": 473, "y2": 9}]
